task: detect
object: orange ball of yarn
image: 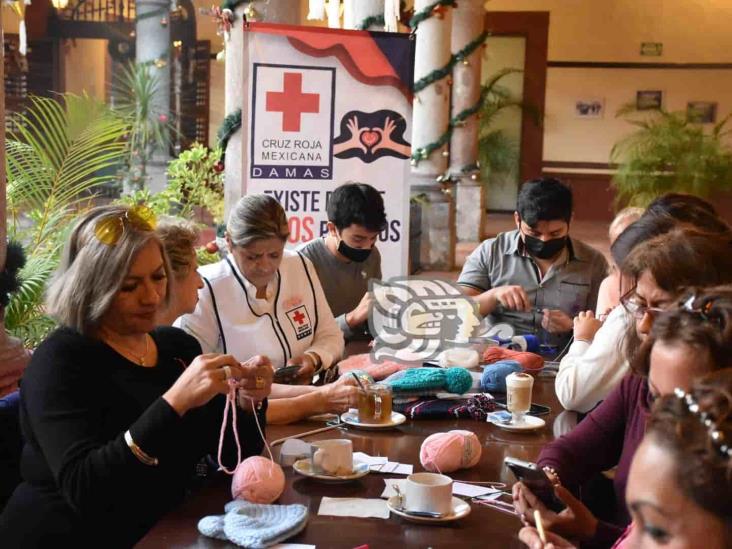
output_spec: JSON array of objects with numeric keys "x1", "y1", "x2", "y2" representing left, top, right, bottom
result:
[{"x1": 482, "y1": 347, "x2": 544, "y2": 371}]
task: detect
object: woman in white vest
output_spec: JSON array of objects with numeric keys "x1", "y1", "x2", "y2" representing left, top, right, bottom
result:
[{"x1": 177, "y1": 194, "x2": 344, "y2": 383}]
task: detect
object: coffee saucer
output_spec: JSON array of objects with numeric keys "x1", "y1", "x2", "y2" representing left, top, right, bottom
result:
[
  {"x1": 387, "y1": 496, "x2": 471, "y2": 523},
  {"x1": 489, "y1": 415, "x2": 546, "y2": 432},
  {"x1": 340, "y1": 411, "x2": 407, "y2": 430},
  {"x1": 293, "y1": 458, "x2": 370, "y2": 481}
]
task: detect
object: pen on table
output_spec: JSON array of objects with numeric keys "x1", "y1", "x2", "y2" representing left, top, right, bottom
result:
[{"x1": 534, "y1": 509, "x2": 547, "y2": 544}]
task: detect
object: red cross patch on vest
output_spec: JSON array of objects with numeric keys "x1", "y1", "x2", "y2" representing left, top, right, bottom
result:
[{"x1": 286, "y1": 305, "x2": 313, "y2": 340}]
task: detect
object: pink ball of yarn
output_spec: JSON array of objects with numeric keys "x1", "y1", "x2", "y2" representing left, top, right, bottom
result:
[
  {"x1": 231, "y1": 456, "x2": 286, "y2": 504},
  {"x1": 420, "y1": 430, "x2": 482, "y2": 473}
]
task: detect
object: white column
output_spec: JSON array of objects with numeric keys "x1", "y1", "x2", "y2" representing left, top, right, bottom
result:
[
  {"x1": 136, "y1": 0, "x2": 171, "y2": 193},
  {"x1": 224, "y1": 0, "x2": 302, "y2": 217},
  {"x1": 350, "y1": 0, "x2": 384, "y2": 30},
  {"x1": 410, "y1": 0, "x2": 455, "y2": 271},
  {"x1": 450, "y1": 0, "x2": 485, "y2": 243}
]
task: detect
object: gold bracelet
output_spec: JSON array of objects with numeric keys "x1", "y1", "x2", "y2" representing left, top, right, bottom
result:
[
  {"x1": 124, "y1": 430, "x2": 159, "y2": 466},
  {"x1": 304, "y1": 351, "x2": 323, "y2": 371}
]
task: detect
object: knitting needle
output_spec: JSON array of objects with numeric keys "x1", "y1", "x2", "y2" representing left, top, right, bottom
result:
[
  {"x1": 270, "y1": 422, "x2": 343, "y2": 447},
  {"x1": 534, "y1": 510, "x2": 547, "y2": 543}
]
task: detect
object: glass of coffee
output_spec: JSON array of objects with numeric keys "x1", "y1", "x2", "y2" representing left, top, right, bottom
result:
[
  {"x1": 357, "y1": 383, "x2": 393, "y2": 423},
  {"x1": 505, "y1": 372, "x2": 534, "y2": 424}
]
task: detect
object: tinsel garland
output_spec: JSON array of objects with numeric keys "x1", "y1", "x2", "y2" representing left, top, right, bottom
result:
[
  {"x1": 217, "y1": 108, "x2": 242, "y2": 165},
  {"x1": 356, "y1": 14, "x2": 385, "y2": 30},
  {"x1": 408, "y1": 0, "x2": 457, "y2": 30},
  {"x1": 413, "y1": 30, "x2": 488, "y2": 93}
]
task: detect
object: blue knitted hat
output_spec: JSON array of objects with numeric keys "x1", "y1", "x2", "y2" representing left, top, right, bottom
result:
[
  {"x1": 387, "y1": 367, "x2": 473, "y2": 395},
  {"x1": 198, "y1": 500, "x2": 308, "y2": 548},
  {"x1": 481, "y1": 360, "x2": 522, "y2": 392}
]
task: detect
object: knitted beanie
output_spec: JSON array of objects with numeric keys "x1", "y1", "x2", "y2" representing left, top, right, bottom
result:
[
  {"x1": 482, "y1": 347, "x2": 544, "y2": 371},
  {"x1": 198, "y1": 500, "x2": 308, "y2": 548},
  {"x1": 387, "y1": 367, "x2": 473, "y2": 395},
  {"x1": 481, "y1": 360, "x2": 523, "y2": 392}
]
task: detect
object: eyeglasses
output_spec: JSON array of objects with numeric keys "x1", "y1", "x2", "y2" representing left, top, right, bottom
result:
[
  {"x1": 620, "y1": 289, "x2": 666, "y2": 320},
  {"x1": 94, "y1": 205, "x2": 156, "y2": 246}
]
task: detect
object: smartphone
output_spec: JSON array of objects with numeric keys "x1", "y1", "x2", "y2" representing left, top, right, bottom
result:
[
  {"x1": 273, "y1": 364, "x2": 301, "y2": 384},
  {"x1": 504, "y1": 456, "x2": 566, "y2": 513}
]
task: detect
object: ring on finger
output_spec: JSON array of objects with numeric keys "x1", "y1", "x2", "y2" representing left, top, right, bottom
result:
[
  {"x1": 255, "y1": 375, "x2": 265, "y2": 389},
  {"x1": 222, "y1": 365, "x2": 232, "y2": 381}
]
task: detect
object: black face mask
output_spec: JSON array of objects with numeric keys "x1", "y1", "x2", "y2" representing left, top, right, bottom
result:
[
  {"x1": 522, "y1": 233, "x2": 568, "y2": 260},
  {"x1": 337, "y1": 238, "x2": 372, "y2": 263}
]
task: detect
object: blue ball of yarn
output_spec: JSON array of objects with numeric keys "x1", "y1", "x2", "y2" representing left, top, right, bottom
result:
[
  {"x1": 481, "y1": 360, "x2": 522, "y2": 392},
  {"x1": 444, "y1": 367, "x2": 473, "y2": 394}
]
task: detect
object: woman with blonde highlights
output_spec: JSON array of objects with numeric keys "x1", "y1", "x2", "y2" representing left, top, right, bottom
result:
[{"x1": 0, "y1": 205, "x2": 273, "y2": 546}]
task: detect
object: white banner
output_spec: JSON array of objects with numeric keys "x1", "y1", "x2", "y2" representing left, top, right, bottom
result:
[{"x1": 241, "y1": 23, "x2": 414, "y2": 279}]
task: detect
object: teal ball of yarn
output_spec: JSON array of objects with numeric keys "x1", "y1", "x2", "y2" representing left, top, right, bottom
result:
[{"x1": 444, "y1": 367, "x2": 473, "y2": 394}]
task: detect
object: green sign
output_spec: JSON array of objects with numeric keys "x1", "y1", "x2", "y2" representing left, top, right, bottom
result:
[{"x1": 640, "y1": 42, "x2": 663, "y2": 56}]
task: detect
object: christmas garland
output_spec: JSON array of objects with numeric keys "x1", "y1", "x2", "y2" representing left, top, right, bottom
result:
[
  {"x1": 217, "y1": 108, "x2": 242, "y2": 165},
  {"x1": 135, "y1": 6, "x2": 168, "y2": 21},
  {"x1": 411, "y1": 30, "x2": 490, "y2": 165},
  {"x1": 408, "y1": 0, "x2": 457, "y2": 30},
  {"x1": 413, "y1": 30, "x2": 488, "y2": 93},
  {"x1": 356, "y1": 14, "x2": 385, "y2": 30}
]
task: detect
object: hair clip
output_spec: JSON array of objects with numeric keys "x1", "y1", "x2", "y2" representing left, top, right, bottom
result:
[{"x1": 674, "y1": 387, "x2": 732, "y2": 459}]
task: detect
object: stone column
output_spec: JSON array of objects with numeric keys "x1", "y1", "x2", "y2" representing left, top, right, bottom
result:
[
  {"x1": 450, "y1": 0, "x2": 485, "y2": 243},
  {"x1": 349, "y1": 0, "x2": 384, "y2": 30},
  {"x1": 410, "y1": 0, "x2": 455, "y2": 271},
  {"x1": 224, "y1": 0, "x2": 301, "y2": 217},
  {"x1": 136, "y1": 0, "x2": 171, "y2": 193}
]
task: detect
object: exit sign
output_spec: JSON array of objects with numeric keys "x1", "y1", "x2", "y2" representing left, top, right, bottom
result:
[{"x1": 640, "y1": 42, "x2": 663, "y2": 56}]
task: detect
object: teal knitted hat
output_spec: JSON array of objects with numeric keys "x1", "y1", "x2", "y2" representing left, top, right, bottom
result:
[{"x1": 387, "y1": 367, "x2": 473, "y2": 395}]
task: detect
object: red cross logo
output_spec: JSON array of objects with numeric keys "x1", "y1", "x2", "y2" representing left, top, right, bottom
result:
[
  {"x1": 266, "y1": 72, "x2": 320, "y2": 132},
  {"x1": 292, "y1": 310, "x2": 306, "y2": 325}
]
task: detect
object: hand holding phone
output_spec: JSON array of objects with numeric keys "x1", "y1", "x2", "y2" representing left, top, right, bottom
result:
[
  {"x1": 504, "y1": 457, "x2": 566, "y2": 513},
  {"x1": 273, "y1": 365, "x2": 302, "y2": 384}
]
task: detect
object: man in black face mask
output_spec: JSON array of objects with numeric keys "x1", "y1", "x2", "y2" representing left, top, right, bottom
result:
[
  {"x1": 458, "y1": 177, "x2": 607, "y2": 351},
  {"x1": 299, "y1": 182, "x2": 386, "y2": 341}
]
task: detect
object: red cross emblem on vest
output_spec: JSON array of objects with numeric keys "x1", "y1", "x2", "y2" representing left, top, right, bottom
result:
[
  {"x1": 266, "y1": 72, "x2": 320, "y2": 132},
  {"x1": 292, "y1": 310, "x2": 306, "y2": 325},
  {"x1": 286, "y1": 305, "x2": 313, "y2": 341}
]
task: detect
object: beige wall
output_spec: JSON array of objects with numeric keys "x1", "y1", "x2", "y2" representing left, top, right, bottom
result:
[
  {"x1": 485, "y1": 0, "x2": 732, "y2": 164},
  {"x1": 62, "y1": 39, "x2": 107, "y2": 100}
]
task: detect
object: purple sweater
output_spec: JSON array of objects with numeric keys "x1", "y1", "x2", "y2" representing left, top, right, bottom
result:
[{"x1": 538, "y1": 374, "x2": 650, "y2": 548}]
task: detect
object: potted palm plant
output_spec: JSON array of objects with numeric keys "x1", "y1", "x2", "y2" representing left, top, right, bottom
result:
[
  {"x1": 611, "y1": 105, "x2": 732, "y2": 207},
  {"x1": 5, "y1": 93, "x2": 129, "y2": 347}
]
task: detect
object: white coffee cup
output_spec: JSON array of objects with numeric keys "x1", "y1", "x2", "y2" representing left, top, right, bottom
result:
[
  {"x1": 404, "y1": 472, "x2": 453, "y2": 515},
  {"x1": 310, "y1": 439, "x2": 353, "y2": 476}
]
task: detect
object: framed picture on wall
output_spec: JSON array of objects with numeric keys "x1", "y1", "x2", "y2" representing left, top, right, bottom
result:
[
  {"x1": 687, "y1": 101, "x2": 717, "y2": 124},
  {"x1": 636, "y1": 90, "x2": 663, "y2": 111},
  {"x1": 574, "y1": 98, "x2": 605, "y2": 119}
]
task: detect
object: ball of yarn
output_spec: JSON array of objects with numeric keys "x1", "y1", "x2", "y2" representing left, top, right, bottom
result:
[
  {"x1": 482, "y1": 346, "x2": 544, "y2": 371},
  {"x1": 420, "y1": 430, "x2": 482, "y2": 473},
  {"x1": 444, "y1": 367, "x2": 473, "y2": 394},
  {"x1": 231, "y1": 456, "x2": 285, "y2": 504},
  {"x1": 481, "y1": 360, "x2": 523, "y2": 392}
]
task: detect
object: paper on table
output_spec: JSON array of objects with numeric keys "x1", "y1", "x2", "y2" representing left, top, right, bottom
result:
[
  {"x1": 272, "y1": 545, "x2": 316, "y2": 549},
  {"x1": 452, "y1": 482, "x2": 500, "y2": 498},
  {"x1": 353, "y1": 452, "x2": 388, "y2": 466},
  {"x1": 318, "y1": 497, "x2": 390, "y2": 519},
  {"x1": 382, "y1": 478, "x2": 499, "y2": 498}
]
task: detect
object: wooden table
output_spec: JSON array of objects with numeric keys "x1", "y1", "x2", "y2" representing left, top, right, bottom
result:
[{"x1": 138, "y1": 377, "x2": 570, "y2": 548}]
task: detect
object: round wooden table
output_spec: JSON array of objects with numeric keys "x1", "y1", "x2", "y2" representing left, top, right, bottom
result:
[{"x1": 137, "y1": 376, "x2": 572, "y2": 548}]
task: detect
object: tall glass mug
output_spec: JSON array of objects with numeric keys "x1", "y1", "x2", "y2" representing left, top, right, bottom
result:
[
  {"x1": 505, "y1": 372, "x2": 534, "y2": 424},
  {"x1": 357, "y1": 383, "x2": 393, "y2": 424}
]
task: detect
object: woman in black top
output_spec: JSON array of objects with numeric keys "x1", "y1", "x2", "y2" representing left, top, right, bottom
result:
[{"x1": 0, "y1": 205, "x2": 274, "y2": 547}]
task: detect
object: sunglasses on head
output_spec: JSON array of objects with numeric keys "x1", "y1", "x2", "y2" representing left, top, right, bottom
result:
[{"x1": 94, "y1": 205, "x2": 156, "y2": 246}]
